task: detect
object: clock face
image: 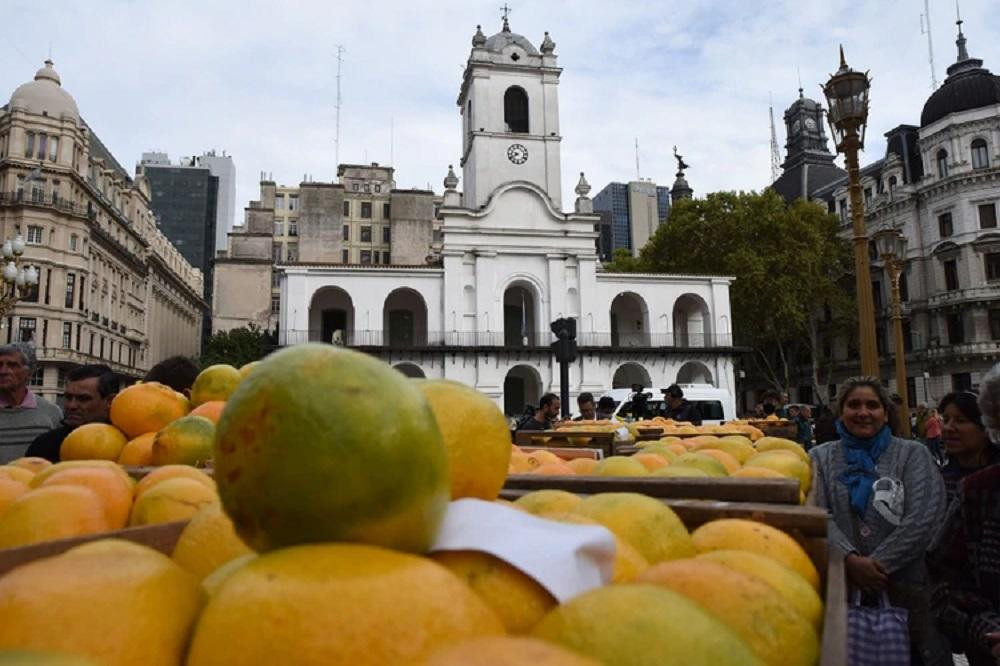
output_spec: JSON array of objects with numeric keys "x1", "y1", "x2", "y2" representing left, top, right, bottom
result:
[
  {"x1": 805, "y1": 117, "x2": 818, "y2": 131},
  {"x1": 507, "y1": 143, "x2": 528, "y2": 165},
  {"x1": 791, "y1": 119, "x2": 801, "y2": 134}
]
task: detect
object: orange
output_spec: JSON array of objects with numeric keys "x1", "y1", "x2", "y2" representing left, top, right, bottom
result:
[
  {"x1": 171, "y1": 503, "x2": 254, "y2": 580},
  {"x1": 0, "y1": 477, "x2": 29, "y2": 513},
  {"x1": 38, "y1": 466, "x2": 133, "y2": 529},
  {"x1": 109, "y1": 381, "x2": 190, "y2": 439},
  {"x1": 190, "y1": 400, "x2": 226, "y2": 424},
  {"x1": 638, "y1": 559, "x2": 818, "y2": 666},
  {"x1": 0, "y1": 465, "x2": 34, "y2": 485},
  {"x1": 185, "y1": 543, "x2": 504, "y2": 665},
  {"x1": 544, "y1": 512, "x2": 649, "y2": 582},
  {"x1": 566, "y1": 458, "x2": 599, "y2": 475},
  {"x1": 29, "y1": 460, "x2": 133, "y2": 489},
  {"x1": 189, "y1": 364, "x2": 242, "y2": 407},
  {"x1": 432, "y1": 549, "x2": 557, "y2": 633},
  {"x1": 426, "y1": 636, "x2": 600, "y2": 666},
  {"x1": 514, "y1": 490, "x2": 582, "y2": 516},
  {"x1": 508, "y1": 451, "x2": 534, "y2": 474},
  {"x1": 593, "y1": 456, "x2": 649, "y2": 477},
  {"x1": 238, "y1": 360, "x2": 260, "y2": 379},
  {"x1": 8, "y1": 457, "x2": 52, "y2": 475},
  {"x1": 696, "y1": 449, "x2": 741, "y2": 474},
  {"x1": 129, "y1": 478, "x2": 218, "y2": 527},
  {"x1": 117, "y1": 432, "x2": 156, "y2": 466},
  {"x1": 527, "y1": 450, "x2": 562, "y2": 467},
  {"x1": 633, "y1": 452, "x2": 670, "y2": 471},
  {"x1": 531, "y1": 584, "x2": 762, "y2": 666},
  {"x1": 151, "y1": 415, "x2": 215, "y2": 466},
  {"x1": 215, "y1": 344, "x2": 449, "y2": 553},
  {"x1": 134, "y1": 465, "x2": 216, "y2": 498},
  {"x1": 0, "y1": 539, "x2": 202, "y2": 666},
  {"x1": 532, "y1": 461, "x2": 577, "y2": 476},
  {"x1": 0, "y1": 486, "x2": 111, "y2": 548},
  {"x1": 59, "y1": 423, "x2": 128, "y2": 461},
  {"x1": 416, "y1": 379, "x2": 512, "y2": 500},
  {"x1": 731, "y1": 467, "x2": 785, "y2": 479},
  {"x1": 571, "y1": 493, "x2": 695, "y2": 564}
]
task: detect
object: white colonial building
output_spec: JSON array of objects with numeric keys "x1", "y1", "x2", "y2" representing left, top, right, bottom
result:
[{"x1": 277, "y1": 19, "x2": 738, "y2": 415}]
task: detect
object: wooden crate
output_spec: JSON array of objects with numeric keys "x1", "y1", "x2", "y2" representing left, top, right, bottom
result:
[
  {"x1": 514, "y1": 430, "x2": 620, "y2": 457},
  {"x1": 519, "y1": 446, "x2": 605, "y2": 460},
  {"x1": 503, "y1": 475, "x2": 801, "y2": 504}
]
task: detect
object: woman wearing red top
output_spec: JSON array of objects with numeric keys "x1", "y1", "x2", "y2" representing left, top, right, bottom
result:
[{"x1": 925, "y1": 408, "x2": 944, "y2": 465}]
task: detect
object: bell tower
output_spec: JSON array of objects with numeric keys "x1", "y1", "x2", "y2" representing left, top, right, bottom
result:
[
  {"x1": 458, "y1": 18, "x2": 563, "y2": 210},
  {"x1": 781, "y1": 88, "x2": 834, "y2": 170}
]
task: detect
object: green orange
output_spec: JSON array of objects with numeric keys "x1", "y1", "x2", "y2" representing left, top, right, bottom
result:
[
  {"x1": 214, "y1": 344, "x2": 449, "y2": 553},
  {"x1": 152, "y1": 415, "x2": 216, "y2": 466},
  {"x1": 190, "y1": 365, "x2": 242, "y2": 407}
]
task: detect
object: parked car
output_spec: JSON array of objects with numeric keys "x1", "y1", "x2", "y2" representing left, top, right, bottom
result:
[{"x1": 598, "y1": 384, "x2": 736, "y2": 426}]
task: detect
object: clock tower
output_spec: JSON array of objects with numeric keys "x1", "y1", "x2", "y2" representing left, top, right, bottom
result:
[
  {"x1": 458, "y1": 18, "x2": 563, "y2": 210},
  {"x1": 781, "y1": 88, "x2": 834, "y2": 170}
]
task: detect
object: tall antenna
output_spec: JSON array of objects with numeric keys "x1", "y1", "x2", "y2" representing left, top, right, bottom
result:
[
  {"x1": 634, "y1": 137, "x2": 641, "y2": 180},
  {"x1": 334, "y1": 45, "x2": 345, "y2": 168},
  {"x1": 769, "y1": 93, "x2": 781, "y2": 184},
  {"x1": 921, "y1": 0, "x2": 938, "y2": 89}
]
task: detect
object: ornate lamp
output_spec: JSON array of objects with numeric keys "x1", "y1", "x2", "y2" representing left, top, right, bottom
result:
[{"x1": 0, "y1": 234, "x2": 40, "y2": 323}]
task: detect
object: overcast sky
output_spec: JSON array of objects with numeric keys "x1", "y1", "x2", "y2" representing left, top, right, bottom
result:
[{"x1": 4, "y1": 0, "x2": 999, "y2": 231}]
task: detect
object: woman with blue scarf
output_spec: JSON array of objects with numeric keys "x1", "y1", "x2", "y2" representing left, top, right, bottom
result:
[{"x1": 811, "y1": 376, "x2": 950, "y2": 665}]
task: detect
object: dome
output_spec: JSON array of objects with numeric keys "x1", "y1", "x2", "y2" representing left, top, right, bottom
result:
[
  {"x1": 483, "y1": 18, "x2": 539, "y2": 56},
  {"x1": 785, "y1": 89, "x2": 822, "y2": 114},
  {"x1": 920, "y1": 24, "x2": 1000, "y2": 127},
  {"x1": 9, "y1": 59, "x2": 79, "y2": 120}
]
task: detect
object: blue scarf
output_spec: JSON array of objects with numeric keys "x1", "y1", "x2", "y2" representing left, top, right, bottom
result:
[{"x1": 836, "y1": 420, "x2": 892, "y2": 518}]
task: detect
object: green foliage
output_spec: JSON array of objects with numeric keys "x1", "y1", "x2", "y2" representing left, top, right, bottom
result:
[
  {"x1": 199, "y1": 324, "x2": 275, "y2": 369},
  {"x1": 603, "y1": 247, "x2": 640, "y2": 272}
]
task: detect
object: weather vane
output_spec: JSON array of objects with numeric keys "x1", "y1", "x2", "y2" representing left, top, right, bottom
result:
[{"x1": 673, "y1": 146, "x2": 690, "y2": 173}]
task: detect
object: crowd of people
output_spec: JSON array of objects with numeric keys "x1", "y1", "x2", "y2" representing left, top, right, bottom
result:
[
  {"x1": 513, "y1": 384, "x2": 704, "y2": 432},
  {"x1": 0, "y1": 342, "x2": 200, "y2": 463}
]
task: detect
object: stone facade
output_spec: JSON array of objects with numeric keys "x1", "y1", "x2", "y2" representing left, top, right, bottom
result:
[{"x1": 0, "y1": 60, "x2": 205, "y2": 404}]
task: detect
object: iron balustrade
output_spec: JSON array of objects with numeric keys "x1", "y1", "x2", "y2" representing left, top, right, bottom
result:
[{"x1": 278, "y1": 329, "x2": 737, "y2": 349}]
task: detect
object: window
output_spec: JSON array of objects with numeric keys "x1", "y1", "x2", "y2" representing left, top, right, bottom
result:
[
  {"x1": 273, "y1": 221, "x2": 283, "y2": 236},
  {"x1": 274, "y1": 195, "x2": 285, "y2": 210},
  {"x1": 899, "y1": 269, "x2": 909, "y2": 302},
  {"x1": 44, "y1": 268, "x2": 51, "y2": 305},
  {"x1": 271, "y1": 272, "x2": 280, "y2": 288},
  {"x1": 343, "y1": 201, "x2": 350, "y2": 217},
  {"x1": 65, "y1": 273, "x2": 75, "y2": 308},
  {"x1": 972, "y1": 139, "x2": 990, "y2": 169},
  {"x1": 78, "y1": 277, "x2": 85, "y2": 310},
  {"x1": 944, "y1": 259, "x2": 959, "y2": 291},
  {"x1": 287, "y1": 244, "x2": 298, "y2": 262},
  {"x1": 29, "y1": 367, "x2": 43, "y2": 387},
  {"x1": 503, "y1": 86, "x2": 529, "y2": 133},
  {"x1": 342, "y1": 224, "x2": 349, "y2": 241},
  {"x1": 903, "y1": 320, "x2": 913, "y2": 352},
  {"x1": 382, "y1": 227, "x2": 391, "y2": 243},
  {"x1": 838, "y1": 199, "x2": 848, "y2": 223},
  {"x1": 70, "y1": 234, "x2": 78, "y2": 251},
  {"x1": 18, "y1": 317, "x2": 35, "y2": 342},
  {"x1": 947, "y1": 312, "x2": 964, "y2": 344},
  {"x1": 987, "y1": 253, "x2": 1000, "y2": 281},
  {"x1": 62, "y1": 322, "x2": 72, "y2": 348},
  {"x1": 361, "y1": 202, "x2": 372, "y2": 219},
  {"x1": 875, "y1": 324, "x2": 886, "y2": 355},
  {"x1": 383, "y1": 251, "x2": 390, "y2": 264},
  {"x1": 26, "y1": 226, "x2": 43, "y2": 244},
  {"x1": 363, "y1": 183, "x2": 370, "y2": 193},
  {"x1": 37, "y1": 134, "x2": 47, "y2": 160},
  {"x1": 953, "y1": 373, "x2": 973, "y2": 391},
  {"x1": 872, "y1": 280, "x2": 882, "y2": 311},
  {"x1": 869, "y1": 242, "x2": 878, "y2": 262},
  {"x1": 864, "y1": 187, "x2": 873, "y2": 207},
  {"x1": 938, "y1": 212, "x2": 953, "y2": 238},
  {"x1": 288, "y1": 220, "x2": 298, "y2": 236},
  {"x1": 352, "y1": 183, "x2": 359, "y2": 192},
  {"x1": 76, "y1": 324, "x2": 81, "y2": 350},
  {"x1": 57, "y1": 368, "x2": 67, "y2": 389},
  {"x1": 272, "y1": 244, "x2": 282, "y2": 262},
  {"x1": 361, "y1": 226, "x2": 372, "y2": 242},
  {"x1": 342, "y1": 249, "x2": 349, "y2": 263},
  {"x1": 288, "y1": 196, "x2": 298, "y2": 211},
  {"x1": 383, "y1": 203, "x2": 391, "y2": 219},
  {"x1": 360, "y1": 250, "x2": 372, "y2": 264},
  {"x1": 372, "y1": 251, "x2": 380, "y2": 265},
  {"x1": 48, "y1": 136, "x2": 58, "y2": 161},
  {"x1": 937, "y1": 149, "x2": 949, "y2": 178},
  {"x1": 991, "y1": 309, "x2": 1000, "y2": 340},
  {"x1": 980, "y1": 203, "x2": 997, "y2": 229},
  {"x1": 906, "y1": 378, "x2": 917, "y2": 407},
  {"x1": 375, "y1": 184, "x2": 382, "y2": 193},
  {"x1": 25, "y1": 132, "x2": 34, "y2": 157},
  {"x1": 888, "y1": 176, "x2": 897, "y2": 194},
  {"x1": 271, "y1": 296, "x2": 280, "y2": 314}
]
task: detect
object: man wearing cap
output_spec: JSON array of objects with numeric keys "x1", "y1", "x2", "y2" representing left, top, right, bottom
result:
[
  {"x1": 662, "y1": 384, "x2": 703, "y2": 425},
  {"x1": 0, "y1": 342, "x2": 62, "y2": 462}
]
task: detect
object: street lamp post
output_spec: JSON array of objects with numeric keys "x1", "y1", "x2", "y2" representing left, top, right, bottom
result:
[
  {"x1": 0, "y1": 234, "x2": 39, "y2": 323},
  {"x1": 875, "y1": 227, "x2": 911, "y2": 437},
  {"x1": 823, "y1": 46, "x2": 879, "y2": 377}
]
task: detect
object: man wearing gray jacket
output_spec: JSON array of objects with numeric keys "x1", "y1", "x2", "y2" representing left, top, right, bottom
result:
[{"x1": 0, "y1": 343, "x2": 62, "y2": 461}]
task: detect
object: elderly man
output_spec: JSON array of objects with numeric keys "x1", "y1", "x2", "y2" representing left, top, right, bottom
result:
[
  {"x1": 0, "y1": 343, "x2": 62, "y2": 461},
  {"x1": 26, "y1": 364, "x2": 119, "y2": 463}
]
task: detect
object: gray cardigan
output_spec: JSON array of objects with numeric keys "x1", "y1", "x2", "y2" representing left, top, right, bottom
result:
[{"x1": 810, "y1": 436, "x2": 945, "y2": 583}]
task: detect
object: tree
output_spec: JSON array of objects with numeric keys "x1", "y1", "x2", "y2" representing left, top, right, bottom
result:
[
  {"x1": 604, "y1": 247, "x2": 640, "y2": 272},
  {"x1": 199, "y1": 324, "x2": 276, "y2": 368},
  {"x1": 629, "y1": 191, "x2": 853, "y2": 399}
]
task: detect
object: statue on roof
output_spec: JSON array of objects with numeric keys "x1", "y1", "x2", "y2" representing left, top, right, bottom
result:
[{"x1": 673, "y1": 146, "x2": 690, "y2": 173}]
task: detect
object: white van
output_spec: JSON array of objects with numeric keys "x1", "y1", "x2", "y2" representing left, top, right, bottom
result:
[{"x1": 599, "y1": 384, "x2": 736, "y2": 426}]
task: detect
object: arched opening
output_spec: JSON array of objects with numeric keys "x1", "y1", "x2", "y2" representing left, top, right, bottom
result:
[
  {"x1": 972, "y1": 138, "x2": 990, "y2": 170},
  {"x1": 393, "y1": 363, "x2": 425, "y2": 378},
  {"x1": 504, "y1": 86, "x2": 529, "y2": 133},
  {"x1": 673, "y1": 293, "x2": 712, "y2": 347},
  {"x1": 609, "y1": 292, "x2": 650, "y2": 347},
  {"x1": 382, "y1": 288, "x2": 428, "y2": 347},
  {"x1": 309, "y1": 287, "x2": 354, "y2": 344},
  {"x1": 504, "y1": 364, "x2": 542, "y2": 417},
  {"x1": 937, "y1": 149, "x2": 949, "y2": 178},
  {"x1": 503, "y1": 283, "x2": 537, "y2": 347},
  {"x1": 612, "y1": 362, "x2": 652, "y2": 389},
  {"x1": 677, "y1": 361, "x2": 714, "y2": 386}
]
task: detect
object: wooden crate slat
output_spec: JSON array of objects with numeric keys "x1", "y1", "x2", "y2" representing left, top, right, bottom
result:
[{"x1": 504, "y1": 475, "x2": 801, "y2": 504}]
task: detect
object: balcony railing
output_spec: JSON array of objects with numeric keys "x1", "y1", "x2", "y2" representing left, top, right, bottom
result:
[
  {"x1": 279, "y1": 329, "x2": 737, "y2": 350},
  {"x1": 0, "y1": 191, "x2": 89, "y2": 217}
]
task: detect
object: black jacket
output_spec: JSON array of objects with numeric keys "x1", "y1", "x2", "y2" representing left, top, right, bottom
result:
[
  {"x1": 25, "y1": 424, "x2": 74, "y2": 463},
  {"x1": 667, "y1": 399, "x2": 703, "y2": 426}
]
